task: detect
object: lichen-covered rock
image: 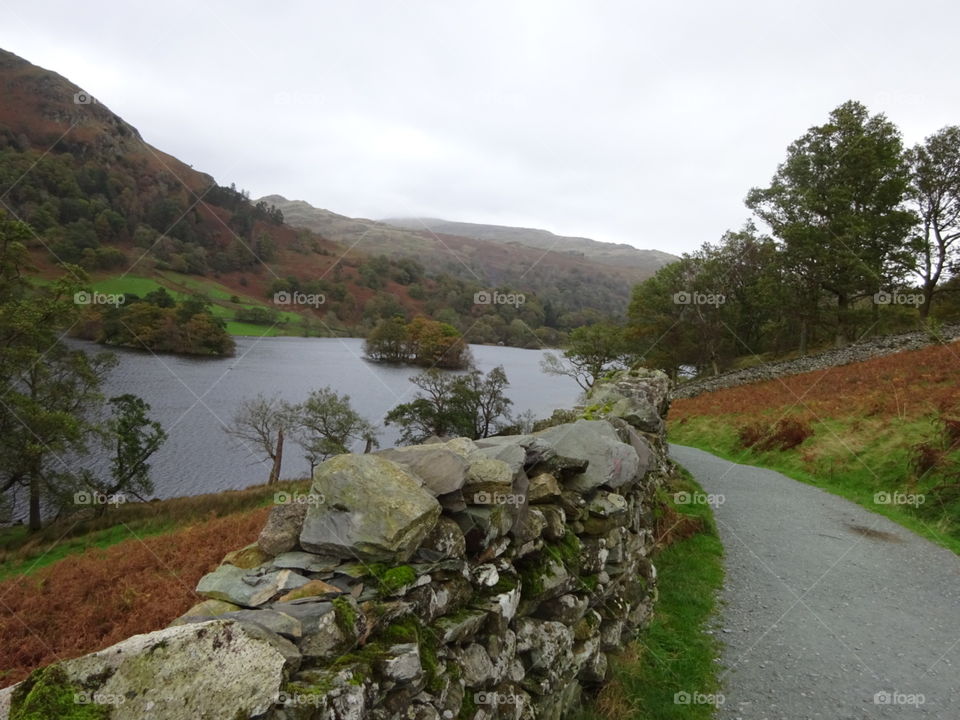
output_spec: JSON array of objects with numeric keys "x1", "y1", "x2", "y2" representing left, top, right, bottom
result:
[
  {"x1": 258, "y1": 501, "x2": 308, "y2": 556},
  {"x1": 6, "y1": 620, "x2": 299, "y2": 720},
  {"x1": 416, "y1": 516, "x2": 467, "y2": 561},
  {"x1": 376, "y1": 445, "x2": 469, "y2": 496},
  {"x1": 223, "y1": 543, "x2": 272, "y2": 569},
  {"x1": 169, "y1": 598, "x2": 240, "y2": 626},
  {"x1": 300, "y1": 454, "x2": 441, "y2": 561},
  {"x1": 535, "y1": 420, "x2": 640, "y2": 492}
]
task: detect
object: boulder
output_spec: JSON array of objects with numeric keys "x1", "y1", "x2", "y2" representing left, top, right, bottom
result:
[
  {"x1": 4, "y1": 620, "x2": 299, "y2": 720},
  {"x1": 300, "y1": 454, "x2": 441, "y2": 562},
  {"x1": 535, "y1": 420, "x2": 639, "y2": 492},
  {"x1": 258, "y1": 501, "x2": 308, "y2": 556},
  {"x1": 376, "y1": 445, "x2": 468, "y2": 496}
]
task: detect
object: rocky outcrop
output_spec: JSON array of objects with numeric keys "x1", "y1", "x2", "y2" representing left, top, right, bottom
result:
[{"x1": 0, "y1": 369, "x2": 672, "y2": 720}]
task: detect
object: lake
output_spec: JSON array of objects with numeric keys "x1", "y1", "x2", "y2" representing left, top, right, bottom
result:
[{"x1": 67, "y1": 337, "x2": 583, "y2": 499}]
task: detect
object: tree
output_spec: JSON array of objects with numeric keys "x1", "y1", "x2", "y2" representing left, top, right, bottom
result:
[
  {"x1": 225, "y1": 394, "x2": 298, "y2": 484},
  {"x1": 541, "y1": 323, "x2": 627, "y2": 390},
  {"x1": 385, "y1": 367, "x2": 513, "y2": 444},
  {"x1": 80, "y1": 394, "x2": 167, "y2": 508},
  {"x1": 747, "y1": 101, "x2": 915, "y2": 345},
  {"x1": 0, "y1": 213, "x2": 120, "y2": 530},
  {"x1": 294, "y1": 387, "x2": 378, "y2": 475},
  {"x1": 905, "y1": 126, "x2": 960, "y2": 318}
]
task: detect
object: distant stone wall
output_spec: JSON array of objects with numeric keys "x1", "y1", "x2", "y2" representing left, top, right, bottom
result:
[
  {"x1": 674, "y1": 324, "x2": 960, "y2": 399},
  {"x1": 0, "y1": 368, "x2": 672, "y2": 720}
]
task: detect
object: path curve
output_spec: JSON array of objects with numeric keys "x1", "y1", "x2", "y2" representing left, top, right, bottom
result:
[{"x1": 670, "y1": 444, "x2": 960, "y2": 719}]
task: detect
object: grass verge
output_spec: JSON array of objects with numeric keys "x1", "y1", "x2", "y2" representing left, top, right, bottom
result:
[
  {"x1": 585, "y1": 465, "x2": 725, "y2": 720},
  {"x1": 669, "y1": 416, "x2": 960, "y2": 556}
]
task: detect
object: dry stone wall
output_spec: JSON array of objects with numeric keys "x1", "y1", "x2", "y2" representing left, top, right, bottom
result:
[
  {"x1": 674, "y1": 323, "x2": 960, "y2": 399},
  {"x1": 0, "y1": 368, "x2": 672, "y2": 720}
]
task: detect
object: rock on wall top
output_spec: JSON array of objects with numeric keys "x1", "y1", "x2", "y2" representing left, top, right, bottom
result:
[{"x1": 0, "y1": 368, "x2": 673, "y2": 720}]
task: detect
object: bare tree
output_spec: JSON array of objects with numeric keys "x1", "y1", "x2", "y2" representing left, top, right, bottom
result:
[
  {"x1": 225, "y1": 394, "x2": 297, "y2": 484},
  {"x1": 907, "y1": 126, "x2": 960, "y2": 319}
]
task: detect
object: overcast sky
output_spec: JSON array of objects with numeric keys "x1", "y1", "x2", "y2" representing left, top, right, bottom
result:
[{"x1": 3, "y1": 1, "x2": 958, "y2": 256}]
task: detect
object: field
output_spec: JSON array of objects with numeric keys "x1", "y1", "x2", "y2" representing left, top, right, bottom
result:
[
  {"x1": 88, "y1": 273, "x2": 307, "y2": 336},
  {"x1": 669, "y1": 340, "x2": 960, "y2": 553}
]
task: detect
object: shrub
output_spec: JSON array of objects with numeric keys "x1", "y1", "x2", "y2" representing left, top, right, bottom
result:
[{"x1": 738, "y1": 417, "x2": 813, "y2": 451}]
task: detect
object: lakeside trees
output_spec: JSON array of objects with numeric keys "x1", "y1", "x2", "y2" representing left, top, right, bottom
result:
[
  {"x1": 226, "y1": 387, "x2": 378, "y2": 482},
  {"x1": 0, "y1": 214, "x2": 167, "y2": 530},
  {"x1": 385, "y1": 366, "x2": 514, "y2": 444},
  {"x1": 625, "y1": 102, "x2": 960, "y2": 378},
  {"x1": 365, "y1": 316, "x2": 472, "y2": 369}
]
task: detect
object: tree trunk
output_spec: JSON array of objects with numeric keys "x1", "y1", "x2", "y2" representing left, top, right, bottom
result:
[
  {"x1": 269, "y1": 428, "x2": 284, "y2": 485},
  {"x1": 28, "y1": 473, "x2": 42, "y2": 532},
  {"x1": 835, "y1": 295, "x2": 849, "y2": 347},
  {"x1": 919, "y1": 280, "x2": 935, "y2": 320},
  {"x1": 798, "y1": 318, "x2": 808, "y2": 356}
]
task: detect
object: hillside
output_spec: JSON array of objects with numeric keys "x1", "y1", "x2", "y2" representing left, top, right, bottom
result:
[
  {"x1": 260, "y1": 194, "x2": 677, "y2": 318},
  {"x1": 0, "y1": 48, "x2": 619, "y2": 346},
  {"x1": 382, "y1": 216, "x2": 678, "y2": 270}
]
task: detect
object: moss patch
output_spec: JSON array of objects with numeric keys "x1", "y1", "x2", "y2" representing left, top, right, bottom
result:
[{"x1": 10, "y1": 665, "x2": 110, "y2": 720}]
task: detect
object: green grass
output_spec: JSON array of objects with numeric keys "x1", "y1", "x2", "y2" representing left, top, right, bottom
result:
[
  {"x1": 581, "y1": 467, "x2": 725, "y2": 720},
  {"x1": 88, "y1": 273, "x2": 306, "y2": 337},
  {"x1": 670, "y1": 416, "x2": 960, "y2": 556}
]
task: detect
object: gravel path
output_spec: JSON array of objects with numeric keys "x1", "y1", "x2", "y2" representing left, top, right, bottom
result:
[{"x1": 670, "y1": 444, "x2": 960, "y2": 720}]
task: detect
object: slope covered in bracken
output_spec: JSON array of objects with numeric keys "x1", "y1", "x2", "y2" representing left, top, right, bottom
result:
[
  {"x1": 671, "y1": 340, "x2": 960, "y2": 422},
  {"x1": 0, "y1": 508, "x2": 268, "y2": 688}
]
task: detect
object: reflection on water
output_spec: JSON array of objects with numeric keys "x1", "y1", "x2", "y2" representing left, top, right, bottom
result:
[{"x1": 63, "y1": 337, "x2": 581, "y2": 499}]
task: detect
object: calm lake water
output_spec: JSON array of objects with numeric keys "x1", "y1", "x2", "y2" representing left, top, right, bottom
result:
[{"x1": 65, "y1": 337, "x2": 582, "y2": 499}]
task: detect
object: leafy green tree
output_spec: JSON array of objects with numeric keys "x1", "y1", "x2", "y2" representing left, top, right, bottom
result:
[
  {"x1": 294, "y1": 388, "x2": 378, "y2": 475},
  {"x1": 385, "y1": 366, "x2": 513, "y2": 444},
  {"x1": 541, "y1": 323, "x2": 627, "y2": 390},
  {"x1": 79, "y1": 395, "x2": 166, "y2": 508},
  {"x1": 747, "y1": 100, "x2": 915, "y2": 345},
  {"x1": 0, "y1": 213, "x2": 117, "y2": 530}
]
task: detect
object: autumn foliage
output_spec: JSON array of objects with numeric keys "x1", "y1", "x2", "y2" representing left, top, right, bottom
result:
[{"x1": 0, "y1": 508, "x2": 268, "y2": 688}]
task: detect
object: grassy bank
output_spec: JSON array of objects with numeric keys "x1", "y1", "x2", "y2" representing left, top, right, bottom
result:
[
  {"x1": 587, "y1": 466, "x2": 725, "y2": 720},
  {"x1": 669, "y1": 340, "x2": 960, "y2": 556}
]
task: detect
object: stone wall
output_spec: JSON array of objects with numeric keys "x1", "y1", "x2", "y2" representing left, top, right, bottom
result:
[
  {"x1": 674, "y1": 323, "x2": 960, "y2": 399},
  {"x1": 0, "y1": 368, "x2": 672, "y2": 720}
]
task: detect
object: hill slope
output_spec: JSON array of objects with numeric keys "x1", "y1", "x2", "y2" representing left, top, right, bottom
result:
[
  {"x1": 382, "y1": 216, "x2": 678, "y2": 270},
  {"x1": 0, "y1": 48, "x2": 620, "y2": 344},
  {"x1": 260, "y1": 194, "x2": 677, "y2": 318}
]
